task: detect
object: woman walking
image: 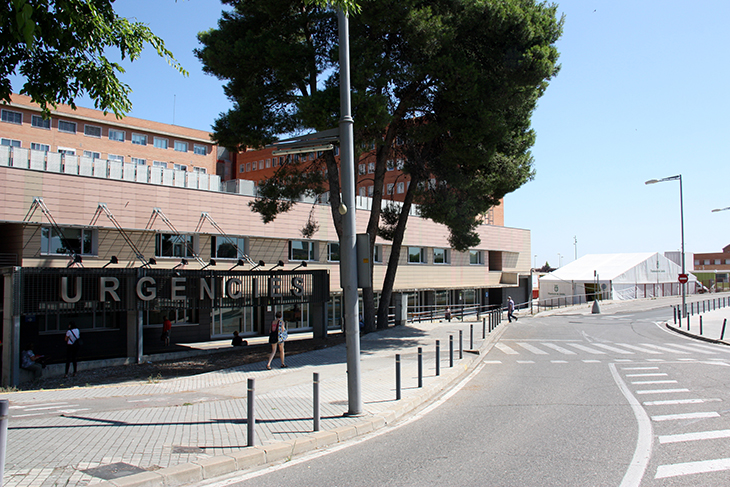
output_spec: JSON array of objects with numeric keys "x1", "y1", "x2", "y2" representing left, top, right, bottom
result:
[
  {"x1": 65, "y1": 321, "x2": 81, "y2": 377},
  {"x1": 266, "y1": 311, "x2": 287, "y2": 369}
]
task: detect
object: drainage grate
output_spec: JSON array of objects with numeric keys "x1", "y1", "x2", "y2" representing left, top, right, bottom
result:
[
  {"x1": 82, "y1": 462, "x2": 147, "y2": 480},
  {"x1": 173, "y1": 445, "x2": 205, "y2": 454}
]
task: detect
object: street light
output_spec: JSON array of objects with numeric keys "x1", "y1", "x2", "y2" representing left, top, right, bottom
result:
[{"x1": 646, "y1": 174, "x2": 685, "y2": 317}]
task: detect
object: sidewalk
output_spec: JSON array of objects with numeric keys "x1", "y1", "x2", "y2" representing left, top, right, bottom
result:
[{"x1": 1, "y1": 315, "x2": 506, "y2": 487}]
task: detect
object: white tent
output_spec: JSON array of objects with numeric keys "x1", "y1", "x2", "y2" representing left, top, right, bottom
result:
[{"x1": 538, "y1": 253, "x2": 698, "y2": 304}]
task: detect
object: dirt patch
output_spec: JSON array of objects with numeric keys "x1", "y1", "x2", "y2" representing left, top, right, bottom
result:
[{"x1": 21, "y1": 334, "x2": 346, "y2": 391}]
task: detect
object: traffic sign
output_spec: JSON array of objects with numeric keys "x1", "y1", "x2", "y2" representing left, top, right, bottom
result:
[{"x1": 678, "y1": 274, "x2": 688, "y2": 284}]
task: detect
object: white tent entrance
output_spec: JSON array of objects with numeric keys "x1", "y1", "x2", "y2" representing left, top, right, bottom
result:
[{"x1": 538, "y1": 253, "x2": 698, "y2": 306}]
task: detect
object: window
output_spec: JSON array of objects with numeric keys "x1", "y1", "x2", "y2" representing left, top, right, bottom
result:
[
  {"x1": 470, "y1": 250, "x2": 483, "y2": 265},
  {"x1": 57, "y1": 147, "x2": 76, "y2": 155},
  {"x1": 108, "y1": 129, "x2": 124, "y2": 141},
  {"x1": 433, "y1": 248, "x2": 450, "y2": 264},
  {"x1": 368, "y1": 186, "x2": 374, "y2": 197},
  {"x1": 246, "y1": 163, "x2": 251, "y2": 172},
  {"x1": 726, "y1": 260, "x2": 730, "y2": 265},
  {"x1": 1, "y1": 109, "x2": 22, "y2": 124},
  {"x1": 290, "y1": 240, "x2": 315, "y2": 261},
  {"x1": 41, "y1": 227, "x2": 94, "y2": 255},
  {"x1": 328, "y1": 242, "x2": 340, "y2": 262},
  {"x1": 359, "y1": 164, "x2": 366, "y2": 175},
  {"x1": 155, "y1": 233, "x2": 195, "y2": 258},
  {"x1": 193, "y1": 144, "x2": 206, "y2": 155},
  {"x1": 694, "y1": 260, "x2": 699, "y2": 266},
  {"x1": 387, "y1": 159, "x2": 395, "y2": 171},
  {"x1": 397, "y1": 182, "x2": 404, "y2": 194},
  {"x1": 704, "y1": 260, "x2": 710, "y2": 265},
  {"x1": 408, "y1": 247, "x2": 426, "y2": 263},
  {"x1": 84, "y1": 125, "x2": 101, "y2": 137},
  {"x1": 334, "y1": 146, "x2": 340, "y2": 156},
  {"x1": 193, "y1": 166, "x2": 207, "y2": 174},
  {"x1": 211, "y1": 236, "x2": 246, "y2": 259},
  {"x1": 83, "y1": 151, "x2": 101, "y2": 159},
  {"x1": 368, "y1": 162, "x2": 375, "y2": 173},
  {"x1": 359, "y1": 187, "x2": 366, "y2": 197},
  {"x1": 108, "y1": 154, "x2": 124, "y2": 162},
  {"x1": 58, "y1": 120, "x2": 76, "y2": 133},
  {"x1": 396, "y1": 159, "x2": 404, "y2": 170},
  {"x1": 239, "y1": 164, "x2": 245, "y2": 173},
  {"x1": 154, "y1": 137, "x2": 168, "y2": 149},
  {"x1": 1, "y1": 138, "x2": 21, "y2": 147},
  {"x1": 132, "y1": 157, "x2": 146, "y2": 165},
  {"x1": 132, "y1": 133, "x2": 147, "y2": 145},
  {"x1": 716, "y1": 259, "x2": 722, "y2": 265},
  {"x1": 174, "y1": 141, "x2": 188, "y2": 152},
  {"x1": 252, "y1": 161, "x2": 257, "y2": 171},
  {"x1": 387, "y1": 183, "x2": 394, "y2": 195},
  {"x1": 153, "y1": 161, "x2": 168, "y2": 168},
  {"x1": 31, "y1": 142, "x2": 50, "y2": 152},
  {"x1": 31, "y1": 115, "x2": 50, "y2": 129},
  {"x1": 273, "y1": 157, "x2": 279, "y2": 167},
  {"x1": 266, "y1": 159, "x2": 271, "y2": 168},
  {"x1": 173, "y1": 163, "x2": 187, "y2": 171},
  {"x1": 374, "y1": 245, "x2": 383, "y2": 263}
]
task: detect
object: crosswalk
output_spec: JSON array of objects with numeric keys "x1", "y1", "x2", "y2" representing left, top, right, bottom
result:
[
  {"x1": 489, "y1": 340, "x2": 730, "y2": 361},
  {"x1": 613, "y1": 360, "x2": 730, "y2": 483}
]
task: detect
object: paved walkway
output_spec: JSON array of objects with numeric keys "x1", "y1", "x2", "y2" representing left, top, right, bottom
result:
[
  {"x1": 4, "y1": 293, "x2": 729, "y2": 487},
  {"x1": 1, "y1": 314, "x2": 506, "y2": 487}
]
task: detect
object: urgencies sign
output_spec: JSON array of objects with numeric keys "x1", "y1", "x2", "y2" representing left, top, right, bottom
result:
[
  {"x1": 19, "y1": 269, "x2": 329, "y2": 314},
  {"x1": 59, "y1": 275, "x2": 305, "y2": 303}
]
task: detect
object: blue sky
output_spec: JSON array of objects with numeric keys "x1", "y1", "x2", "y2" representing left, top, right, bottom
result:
[{"x1": 11, "y1": 0, "x2": 729, "y2": 269}]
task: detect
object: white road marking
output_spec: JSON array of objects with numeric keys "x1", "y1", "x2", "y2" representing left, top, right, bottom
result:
[
  {"x1": 609, "y1": 363, "x2": 652, "y2": 487},
  {"x1": 566, "y1": 343, "x2": 606, "y2": 354},
  {"x1": 10, "y1": 402, "x2": 70, "y2": 408},
  {"x1": 664, "y1": 344, "x2": 717, "y2": 355},
  {"x1": 631, "y1": 380, "x2": 678, "y2": 385},
  {"x1": 636, "y1": 388, "x2": 689, "y2": 395},
  {"x1": 659, "y1": 429, "x2": 730, "y2": 444},
  {"x1": 592, "y1": 343, "x2": 634, "y2": 354},
  {"x1": 582, "y1": 360, "x2": 601, "y2": 363},
  {"x1": 516, "y1": 360, "x2": 534, "y2": 364},
  {"x1": 551, "y1": 360, "x2": 568, "y2": 364},
  {"x1": 655, "y1": 458, "x2": 730, "y2": 479},
  {"x1": 640, "y1": 343, "x2": 689, "y2": 354},
  {"x1": 622, "y1": 367, "x2": 659, "y2": 371},
  {"x1": 644, "y1": 398, "x2": 720, "y2": 406},
  {"x1": 626, "y1": 373, "x2": 668, "y2": 377},
  {"x1": 651, "y1": 411, "x2": 720, "y2": 422},
  {"x1": 494, "y1": 343, "x2": 518, "y2": 355},
  {"x1": 516, "y1": 342, "x2": 548, "y2": 355},
  {"x1": 542, "y1": 343, "x2": 577, "y2": 355},
  {"x1": 615, "y1": 344, "x2": 663, "y2": 354}
]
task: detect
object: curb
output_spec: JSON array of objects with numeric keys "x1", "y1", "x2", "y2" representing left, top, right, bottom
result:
[
  {"x1": 664, "y1": 322, "x2": 730, "y2": 347},
  {"x1": 99, "y1": 323, "x2": 508, "y2": 486}
]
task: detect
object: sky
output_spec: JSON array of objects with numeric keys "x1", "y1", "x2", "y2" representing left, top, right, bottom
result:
[{"x1": 10, "y1": 0, "x2": 730, "y2": 269}]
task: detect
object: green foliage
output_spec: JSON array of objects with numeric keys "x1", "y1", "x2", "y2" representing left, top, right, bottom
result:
[
  {"x1": 200, "y1": 0, "x2": 562, "y2": 247},
  {"x1": 0, "y1": 0, "x2": 186, "y2": 117}
]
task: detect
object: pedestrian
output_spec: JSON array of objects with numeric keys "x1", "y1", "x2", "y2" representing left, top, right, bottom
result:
[
  {"x1": 65, "y1": 321, "x2": 81, "y2": 377},
  {"x1": 508, "y1": 296, "x2": 518, "y2": 322},
  {"x1": 20, "y1": 343, "x2": 44, "y2": 380},
  {"x1": 266, "y1": 311, "x2": 287, "y2": 369},
  {"x1": 231, "y1": 330, "x2": 247, "y2": 347},
  {"x1": 161, "y1": 315, "x2": 172, "y2": 346},
  {"x1": 445, "y1": 307, "x2": 451, "y2": 322}
]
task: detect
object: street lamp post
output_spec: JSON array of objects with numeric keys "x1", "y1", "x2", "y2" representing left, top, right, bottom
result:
[{"x1": 646, "y1": 175, "x2": 685, "y2": 317}]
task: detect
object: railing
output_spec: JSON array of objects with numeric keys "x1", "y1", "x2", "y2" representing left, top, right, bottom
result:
[
  {"x1": 408, "y1": 303, "x2": 503, "y2": 323},
  {"x1": 533, "y1": 291, "x2": 610, "y2": 313}
]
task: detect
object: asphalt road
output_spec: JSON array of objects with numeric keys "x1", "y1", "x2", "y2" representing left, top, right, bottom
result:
[{"x1": 200, "y1": 306, "x2": 730, "y2": 487}]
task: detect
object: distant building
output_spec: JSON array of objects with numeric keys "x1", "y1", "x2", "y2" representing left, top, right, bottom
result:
[{"x1": 692, "y1": 245, "x2": 730, "y2": 291}]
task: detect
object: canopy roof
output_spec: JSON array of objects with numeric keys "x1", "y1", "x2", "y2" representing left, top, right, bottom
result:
[{"x1": 540, "y1": 253, "x2": 690, "y2": 284}]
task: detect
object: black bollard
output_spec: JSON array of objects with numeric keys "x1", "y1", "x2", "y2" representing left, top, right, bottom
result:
[
  {"x1": 700, "y1": 315, "x2": 704, "y2": 335},
  {"x1": 418, "y1": 347, "x2": 423, "y2": 388},
  {"x1": 482, "y1": 317, "x2": 486, "y2": 339},
  {"x1": 395, "y1": 354, "x2": 401, "y2": 400},
  {"x1": 247, "y1": 378, "x2": 256, "y2": 446},
  {"x1": 470, "y1": 324, "x2": 474, "y2": 350},
  {"x1": 459, "y1": 330, "x2": 463, "y2": 359},
  {"x1": 436, "y1": 340, "x2": 441, "y2": 376},
  {"x1": 449, "y1": 335, "x2": 454, "y2": 367},
  {"x1": 313, "y1": 373, "x2": 320, "y2": 432},
  {"x1": 722, "y1": 319, "x2": 727, "y2": 341}
]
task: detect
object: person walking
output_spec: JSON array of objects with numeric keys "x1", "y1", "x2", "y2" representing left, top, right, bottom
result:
[
  {"x1": 266, "y1": 311, "x2": 287, "y2": 369},
  {"x1": 64, "y1": 321, "x2": 81, "y2": 377},
  {"x1": 161, "y1": 315, "x2": 172, "y2": 346},
  {"x1": 508, "y1": 296, "x2": 518, "y2": 323}
]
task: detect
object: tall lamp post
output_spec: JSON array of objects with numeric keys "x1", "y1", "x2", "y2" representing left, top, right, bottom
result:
[{"x1": 646, "y1": 175, "x2": 685, "y2": 317}]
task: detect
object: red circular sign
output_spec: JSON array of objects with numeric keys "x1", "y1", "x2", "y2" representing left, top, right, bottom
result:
[{"x1": 678, "y1": 274, "x2": 688, "y2": 284}]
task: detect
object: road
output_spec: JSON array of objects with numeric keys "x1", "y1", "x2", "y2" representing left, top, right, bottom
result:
[{"x1": 201, "y1": 307, "x2": 730, "y2": 487}]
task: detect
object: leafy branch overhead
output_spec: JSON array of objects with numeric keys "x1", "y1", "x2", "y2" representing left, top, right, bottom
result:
[{"x1": 1, "y1": 0, "x2": 187, "y2": 117}]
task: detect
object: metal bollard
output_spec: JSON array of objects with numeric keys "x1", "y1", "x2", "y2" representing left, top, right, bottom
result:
[
  {"x1": 313, "y1": 373, "x2": 320, "y2": 432},
  {"x1": 449, "y1": 335, "x2": 454, "y2": 367},
  {"x1": 687, "y1": 313, "x2": 691, "y2": 331},
  {"x1": 247, "y1": 378, "x2": 256, "y2": 446},
  {"x1": 700, "y1": 315, "x2": 704, "y2": 335},
  {"x1": 395, "y1": 354, "x2": 401, "y2": 400},
  {"x1": 0, "y1": 399, "x2": 7, "y2": 482},
  {"x1": 673, "y1": 306, "x2": 677, "y2": 325},
  {"x1": 722, "y1": 319, "x2": 727, "y2": 341},
  {"x1": 470, "y1": 324, "x2": 474, "y2": 350},
  {"x1": 459, "y1": 330, "x2": 463, "y2": 359},
  {"x1": 482, "y1": 317, "x2": 486, "y2": 339},
  {"x1": 436, "y1": 340, "x2": 440, "y2": 376},
  {"x1": 418, "y1": 347, "x2": 423, "y2": 388}
]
